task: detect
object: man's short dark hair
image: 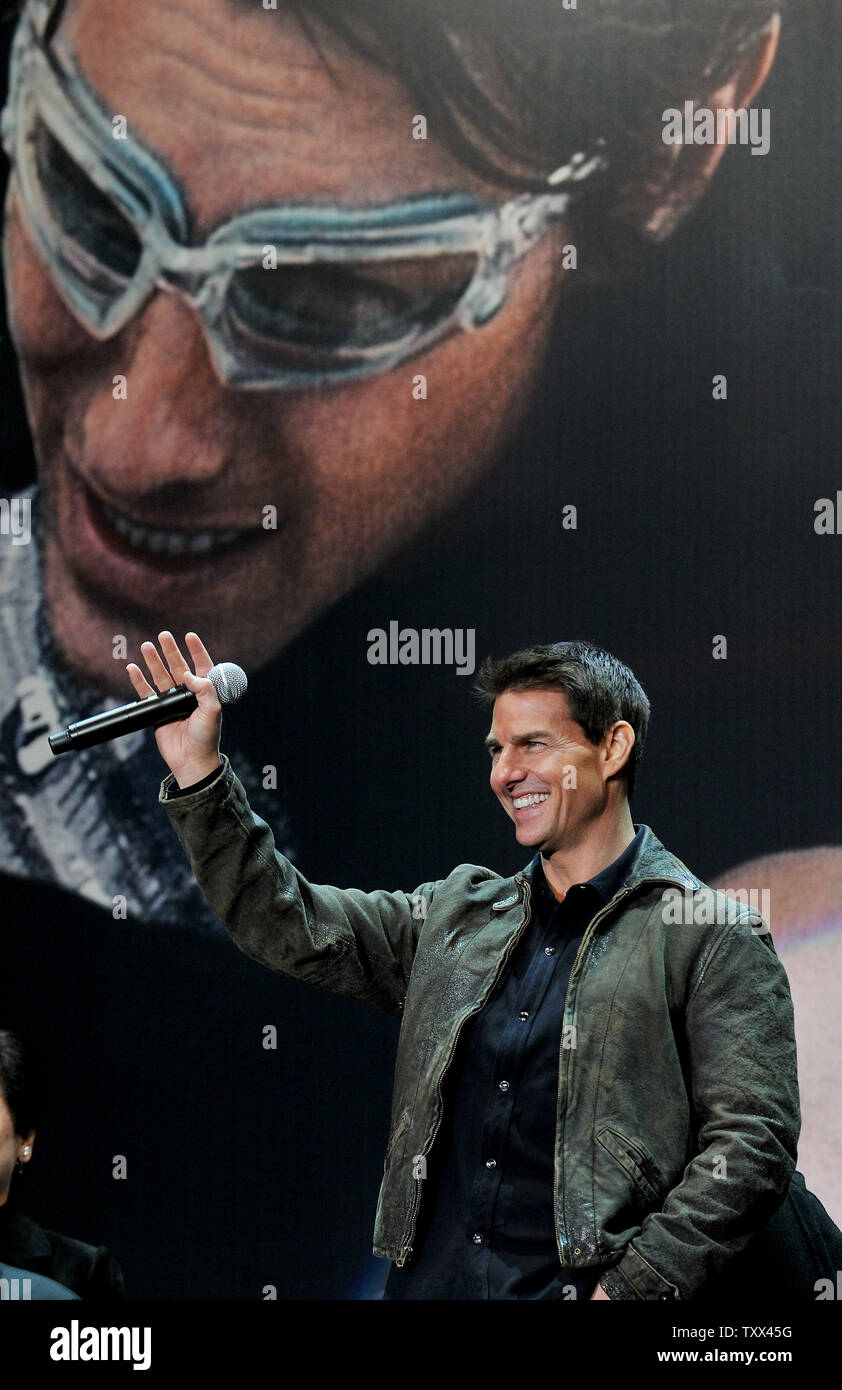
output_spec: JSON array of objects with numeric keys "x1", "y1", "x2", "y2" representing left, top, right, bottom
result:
[
  {"x1": 474, "y1": 640, "x2": 650, "y2": 797},
  {"x1": 282, "y1": 0, "x2": 785, "y2": 192}
]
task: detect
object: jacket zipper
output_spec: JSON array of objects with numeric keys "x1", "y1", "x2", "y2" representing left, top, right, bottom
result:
[
  {"x1": 553, "y1": 885, "x2": 634, "y2": 1270},
  {"x1": 553, "y1": 874, "x2": 693, "y2": 1268},
  {"x1": 395, "y1": 875, "x2": 534, "y2": 1266}
]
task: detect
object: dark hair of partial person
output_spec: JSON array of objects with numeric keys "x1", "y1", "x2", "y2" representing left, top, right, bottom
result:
[
  {"x1": 474, "y1": 640, "x2": 651, "y2": 798},
  {"x1": 0, "y1": 1029, "x2": 45, "y2": 1138}
]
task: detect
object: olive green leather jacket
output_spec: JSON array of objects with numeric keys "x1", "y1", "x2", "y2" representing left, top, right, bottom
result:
[{"x1": 161, "y1": 756, "x2": 800, "y2": 1300}]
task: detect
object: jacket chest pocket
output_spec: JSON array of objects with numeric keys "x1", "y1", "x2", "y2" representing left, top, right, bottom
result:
[{"x1": 597, "y1": 1127, "x2": 665, "y2": 1204}]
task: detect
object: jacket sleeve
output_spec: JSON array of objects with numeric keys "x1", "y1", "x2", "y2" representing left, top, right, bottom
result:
[
  {"x1": 160, "y1": 756, "x2": 434, "y2": 1017},
  {"x1": 600, "y1": 910, "x2": 801, "y2": 1300}
]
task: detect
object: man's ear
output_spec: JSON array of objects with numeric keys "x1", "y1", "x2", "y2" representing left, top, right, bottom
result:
[
  {"x1": 603, "y1": 721, "x2": 635, "y2": 785},
  {"x1": 631, "y1": 14, "x2": 781, "y2": 241}
]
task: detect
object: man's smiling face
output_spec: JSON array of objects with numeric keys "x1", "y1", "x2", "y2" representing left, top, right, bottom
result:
[
  {"x1": 486, "y1": 687, "x2": 612, "y2": 856},
  {"x1": 3, "y1": 0, "x2": 570, "y2": 694}
]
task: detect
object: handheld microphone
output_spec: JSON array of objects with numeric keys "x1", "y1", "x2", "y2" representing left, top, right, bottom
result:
[{"x1": 47, "y1": 662, "x2": 248, "y2": 756}]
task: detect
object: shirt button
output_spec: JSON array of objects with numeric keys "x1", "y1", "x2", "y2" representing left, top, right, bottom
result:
[
  {"x1": 545, "y1": 945, "x2": 556, "y2": 956},
  {"x1": 518, "y1": 1010, "x2": 529, "y2": 1022},
  {"x1": 472, "y1": 1233, "x2": 484, "y2": 1245},
  {"x1": 485, "y1": 1159, "x2": 497, "y2": 1169},
  {"x1": 498, "y1": 1080, "x2": 510, "y2": 1092}
]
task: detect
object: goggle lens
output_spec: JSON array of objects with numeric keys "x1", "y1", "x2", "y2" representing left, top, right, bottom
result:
[
  {"x1": 33, "y1": 117, "x2": 142, "y2": 284},
  {"x1": 225, "y1": 253, "x2": 479, "y2": 361}
]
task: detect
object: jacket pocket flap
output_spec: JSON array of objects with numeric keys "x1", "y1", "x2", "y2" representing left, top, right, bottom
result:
[{"x1": 597, "y1": 1126, "x2": 663, "y2": 1203}]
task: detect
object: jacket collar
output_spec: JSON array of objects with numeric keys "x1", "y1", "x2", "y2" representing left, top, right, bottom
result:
[
  {"x1": 491, "y1": 822, "x2": 701, "y2": 913},
  {"x1": 615, "y1": 823, "x2": 701, "y2": 894}
]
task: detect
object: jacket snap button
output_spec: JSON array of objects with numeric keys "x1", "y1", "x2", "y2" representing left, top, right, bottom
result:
[{"x1": 573, "y1": 1247, "x2": 581, "y2": 1255}]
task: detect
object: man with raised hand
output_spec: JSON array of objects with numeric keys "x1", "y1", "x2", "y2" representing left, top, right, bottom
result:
[{"x1": 128, "y1": 631, "x2": 801, "y2": 1301}]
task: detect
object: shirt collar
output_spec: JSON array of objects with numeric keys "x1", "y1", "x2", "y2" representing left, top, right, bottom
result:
[{"x1": 528, "y1": 824, "x2": 645, "y2": 907}]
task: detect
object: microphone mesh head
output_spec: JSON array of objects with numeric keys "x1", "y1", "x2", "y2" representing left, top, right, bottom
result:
[{"x1": 207, "y1": 662, "x2": 248, "y2": 705}]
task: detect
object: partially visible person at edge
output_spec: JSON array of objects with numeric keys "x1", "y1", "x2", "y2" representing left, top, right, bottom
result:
[
  {"x1": 0, "y1": 1028, "x2": 126, "y2": 1299},
  {"x1": 0, "y1": 0, "x2": 792, "y2": 923},
  {"x1": 124, "y1": 630, "x2": 842, "y2": 1300}
]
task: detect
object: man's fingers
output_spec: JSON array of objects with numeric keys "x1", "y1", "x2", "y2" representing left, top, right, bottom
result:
[
  {"x1": 157, "y1": 630, "x2": 191, "y2": 684},
  {"x1": 183, "y1": 668, "x2": 221, "y2": 710},
  {"x1": 184, "y1": 631, "x2": 214, "y2": 679},
  {"x1": 136, "y1": 632, "x2": 218, "y2": 693},
  {"x1": 126, "y1": 663, "x2": 155, "y2": 699},
  {"x1": 140, "y1": 639, "x2": 176, "y2": 692}
]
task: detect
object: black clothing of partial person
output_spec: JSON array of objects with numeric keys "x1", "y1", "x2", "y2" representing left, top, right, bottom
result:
[{"x1": 0, "y1": 1198, "x2": 126, "y2": 1299}]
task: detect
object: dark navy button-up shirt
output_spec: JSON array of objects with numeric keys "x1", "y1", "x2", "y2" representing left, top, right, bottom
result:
[{"x1": 384, "y1": 827, "x2": 644, "y2": 1301}]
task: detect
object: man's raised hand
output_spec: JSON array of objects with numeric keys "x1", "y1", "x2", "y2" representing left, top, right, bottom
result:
[{"x1": 126, "y1": 631, "x2": 222, "y2": 788}]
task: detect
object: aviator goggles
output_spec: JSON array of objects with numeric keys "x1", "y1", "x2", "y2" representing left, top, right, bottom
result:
[{"x1": 1, "y1": 0, "x2": 608, "y2": 389}]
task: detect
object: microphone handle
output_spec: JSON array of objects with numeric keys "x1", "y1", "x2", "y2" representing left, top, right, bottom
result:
[{"x1": 53, "y1": 685, "x2": 198, "y2": 753}]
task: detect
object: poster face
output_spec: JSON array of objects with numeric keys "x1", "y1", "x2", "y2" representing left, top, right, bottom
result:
[{"x1": 0, "y1": 0, "x2": 839, "y2": 1320}]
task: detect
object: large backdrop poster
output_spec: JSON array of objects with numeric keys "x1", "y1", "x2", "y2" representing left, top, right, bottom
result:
[{"x1": 0, "y1": 0, "x2": 839, "y2": 1305}]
